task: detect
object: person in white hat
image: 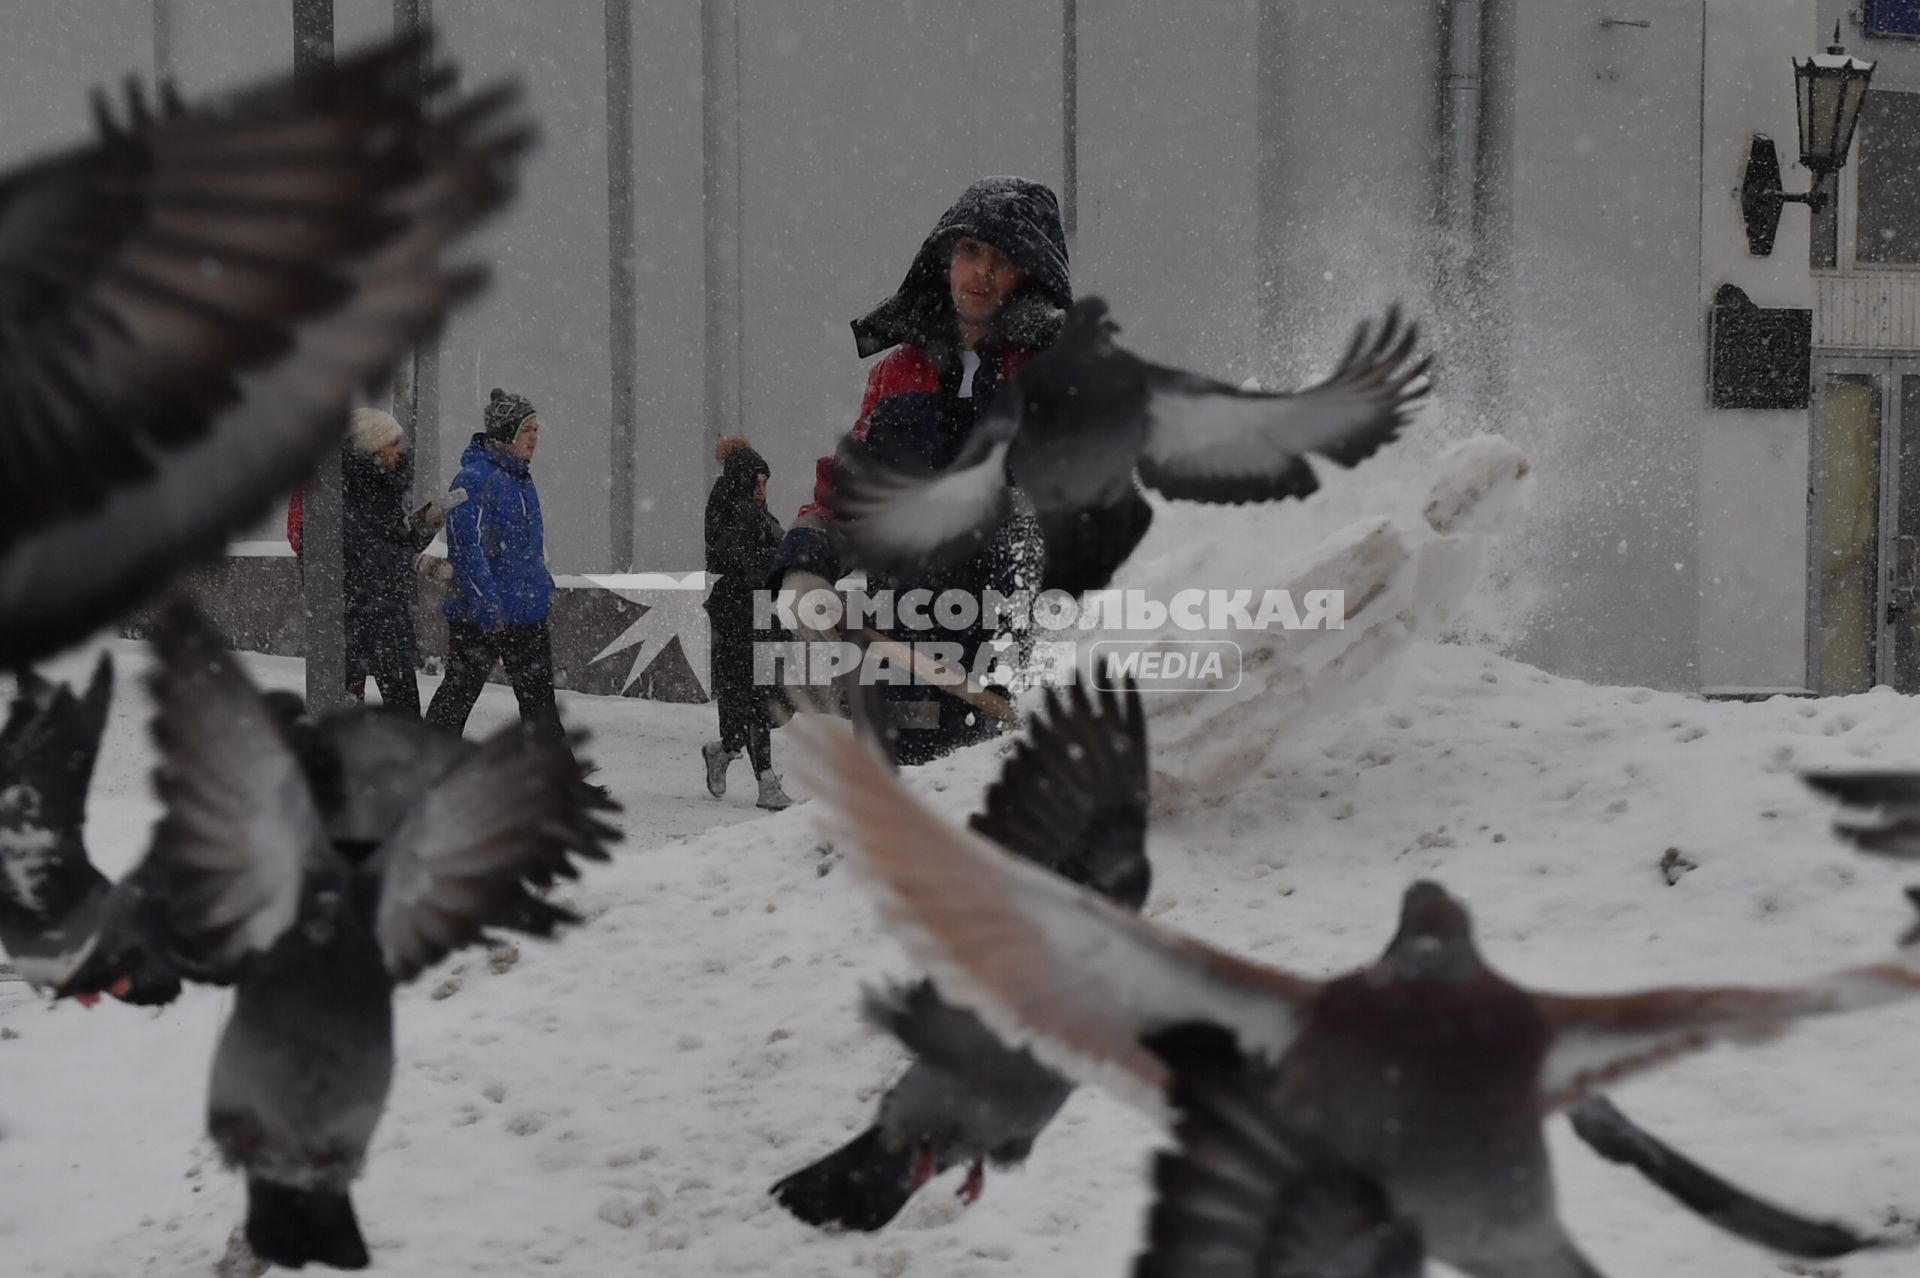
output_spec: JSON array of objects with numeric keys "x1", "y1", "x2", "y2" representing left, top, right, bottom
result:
[{"x1": 340, "y1": 407, "x2": 453, "y2": 714}]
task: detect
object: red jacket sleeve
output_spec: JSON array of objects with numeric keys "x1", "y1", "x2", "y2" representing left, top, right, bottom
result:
[
  {"x1": 287, "y1": 488, "x2": 304, "y2": 560},
  {"x1": 795, "y1": 350, "x2": 934, "y2": 522}
]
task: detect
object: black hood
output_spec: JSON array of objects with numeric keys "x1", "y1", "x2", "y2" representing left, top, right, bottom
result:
[
  {"x1": 721, "y1": 442, "x2": 769, "y2": 488},
  {"x1": 851, "y1": 176, "x2": 1072, "y2": 359}
]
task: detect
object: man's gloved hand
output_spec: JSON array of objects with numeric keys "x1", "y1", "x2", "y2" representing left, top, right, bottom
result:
[
  {"x1": 408, "y1": 486, "x2": 469, "y2": 536},
  {"x1": 778, "y1": 570, "x2": 841, "y2": 641},
  {"x1": 773, "y1": 569, "x2": 850, "y2": 718}
]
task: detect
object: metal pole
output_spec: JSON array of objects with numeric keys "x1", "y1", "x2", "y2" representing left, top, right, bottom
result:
[
  {"x1": 391, "y1": 0, "x2": 438, "y2": 499},
  {"x1": 700, "y1": 0, "x2": 744, "y2": 471},
  {"x1": 606, "y1": 0, "x2": 638, "y2": 569},
  {"x1": 294, "y1": 0, "x2": 349, "y2": 714},
  {"x1": 1062, "y1": 0, "x2": 1078, "y2": 246}
]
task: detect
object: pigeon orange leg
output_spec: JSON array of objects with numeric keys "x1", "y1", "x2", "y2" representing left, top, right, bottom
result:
[{"x1": 958, "y1": 1161, "x2": 985, "y2": 1204}]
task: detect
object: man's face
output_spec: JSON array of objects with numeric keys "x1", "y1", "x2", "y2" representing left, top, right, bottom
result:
[
  {"x1": 948, "y1": 236, "x2": 1026, "y2": 331},
  {"x1": 508, "y1": 415, "x2": 540, "y2": 461},
  {"x1": 376, "y1": 439, "x2": 405, "y2": 471},
  {"x1": 752, "y1": 473, "x2": 767, "y2": 507}
]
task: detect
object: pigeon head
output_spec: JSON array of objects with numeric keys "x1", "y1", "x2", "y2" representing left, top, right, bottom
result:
[
  {"x1": 1376, "y1": 881, "x2": 1482, "y2": 983},
  {"x1": 1066, "y1": 296, "x2": 1116, "y2": 337}
]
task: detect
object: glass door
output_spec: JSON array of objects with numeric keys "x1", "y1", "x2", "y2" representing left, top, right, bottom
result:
[{"x1": 1809, "y1": 362, "x2": 1885, "y2": 694}]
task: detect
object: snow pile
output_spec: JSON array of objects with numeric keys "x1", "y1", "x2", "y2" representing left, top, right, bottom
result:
[
  {"x1": 5, "y1": 636, "x2": 1920, "y2": 1277},
  {"x1": 1097, "y1": 435, "x2": 1530, "y2": 805}
]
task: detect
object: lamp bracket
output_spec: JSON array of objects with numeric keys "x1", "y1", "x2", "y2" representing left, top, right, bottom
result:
[{"x1": 1740, "y1": 134, "x2": 1827, "y2": 256}]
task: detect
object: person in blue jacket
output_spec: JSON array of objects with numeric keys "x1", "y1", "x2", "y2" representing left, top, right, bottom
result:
[{"x1": 424, "y1": 388, "x2": 562, "y2": 741}]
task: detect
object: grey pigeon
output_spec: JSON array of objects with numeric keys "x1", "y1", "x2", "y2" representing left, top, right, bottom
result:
[
  {"x1": 771, "y1": 679, "x2": 1149, "y2": 1231},
  {"x1": 141, "y1": 601, "x2": 619, "y2": 1270},
  {"x1": 797, "y1": 716, "x2": 1920, "y2": 1278},
  {"x1": 0, "y1": 655, "x2": 178, "y2": 1003},
  {"x1": 829, "y1": 297, "x2": 1428, "y2": 595},
  {"x1": 1136, "y1": 1023, "x2": 1425, "y2": 1278},
  {"x1": 0, "y1": 34, "x2": 531, "y2": 668}
]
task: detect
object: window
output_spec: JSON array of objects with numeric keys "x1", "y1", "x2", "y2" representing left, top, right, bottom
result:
[
  {"x1": 1866, "y1": 1, "x2": 1920, "y2": 39},
  {"x1": 1853, "y1": 90, "x2": 1920, "y2": 265}
]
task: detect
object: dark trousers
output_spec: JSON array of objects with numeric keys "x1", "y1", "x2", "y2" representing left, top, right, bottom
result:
[
  {"x1": 363, "y1": 647, "x2": 421, "y2": 717},
  {"x1": 717, "y1": 691, "x2": 772, "y2": 773},
  {"x1": 709, "y1": 621, "x2": 772, "y2": 773},
  {"x1": 426, "y1": 618, "x2": 562, "y2": 741}
]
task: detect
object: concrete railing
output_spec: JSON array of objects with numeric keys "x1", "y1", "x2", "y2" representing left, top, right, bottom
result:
[{"x1": 121, "y1": 547, "x2": 714, "y2": 704}]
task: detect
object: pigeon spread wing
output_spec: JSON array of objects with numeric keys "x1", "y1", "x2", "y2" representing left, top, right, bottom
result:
[
  {"x1": 969, "y1": 678, "x2": 1151, "y2": 910},
  {"x1": 0, "y1": 35, "x2": 531, "y2": 667},
  {"x1": 1535, "y1": 954, "x2": 1920, "y2": 1108},
  {"x1": 1134, "y1": 306, "x2": 1428, "y2": 503},
  {"x1": 1135, "y1": 1024, "x2": 1424, "y2": 1278},
  {"x1": 791, "y1": 714, "x2": 1320, "y2": 1110},
  {"x1": 145, "y1": 601, "x2": 328, "y2": 975},
  {"x1": 828, "y1": 402, "x2": 1019, "y2": 577},
  {"x1": 0, "y1": 659, "x2": 115, "y2": 983},
  {"x1": 1568, "y1": 1096, "x2": 1899, "y2": 1259},
  {"x1": 367, "y1": 725, "x2": 619, "y2": 983}
]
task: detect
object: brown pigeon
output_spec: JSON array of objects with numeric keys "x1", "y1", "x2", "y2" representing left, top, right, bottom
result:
[
  {"x1": 793, "y1": 715, "x2": 1920, "y2": 1278},
  {"x1": 0, "y1": 34, "x2": 531, "y2": 667}
]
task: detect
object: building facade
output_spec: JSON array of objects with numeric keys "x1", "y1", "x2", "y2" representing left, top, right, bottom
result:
[{"x1": 4, "y1": 1, "x2": 1905, "y2": 695}]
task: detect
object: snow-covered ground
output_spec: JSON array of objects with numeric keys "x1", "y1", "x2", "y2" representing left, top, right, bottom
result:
[{"x1": 6, "y1": 629, "x2": 1920, "y2": 1278}]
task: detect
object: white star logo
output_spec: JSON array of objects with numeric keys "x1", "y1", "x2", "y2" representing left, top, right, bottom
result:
[{"x1": 581, "y1": 572, "x2": 715, "y2": 697}]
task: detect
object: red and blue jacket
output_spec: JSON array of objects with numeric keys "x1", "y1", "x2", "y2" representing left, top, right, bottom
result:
[{"x1": 772, "y1": 340, "x2": 1041, "y2": 587}]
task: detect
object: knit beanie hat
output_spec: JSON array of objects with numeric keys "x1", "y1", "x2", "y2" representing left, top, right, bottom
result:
[
  {"x1": 484, "y1": 387, "x2": 536, "y2": 444},
  {"x1": 348, "y1": 407, "x2": 404, "y2": 454}
]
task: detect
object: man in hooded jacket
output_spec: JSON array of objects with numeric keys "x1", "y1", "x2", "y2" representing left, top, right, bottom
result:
[{"x1": 769, "y1": 177, "x2": 1072, "y2": 765}]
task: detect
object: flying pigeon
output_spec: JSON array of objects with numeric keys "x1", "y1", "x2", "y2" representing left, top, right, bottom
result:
[
  {"x1": 139, "y1": 601, "x2": 619, "y2": 1270},
  {"x1": 1803, "y1": 770, "x2": 1920, "y2": 860},
  {"x1": 0, "y1": 656, "x2": 179, "y2": 1003},
  {"x1": 794, "y1": 714, "x2": 1920, "y2": 1278},
  {"x1": 1136, "y1": 1023, "x2": 1424, "y2": 1278},
  {"x1": 0, "y1": 34, "x2": 532, "y2": 668},
  {"x1": 1803, "y1": 771, "x2": 1920, "y2": 944},
  {"x1": 828, "y1": 297, "x2": 1429, "y2": 596},
  {"x1": 771, "y1": 678, "x2": 1150, "y2": 1231}
]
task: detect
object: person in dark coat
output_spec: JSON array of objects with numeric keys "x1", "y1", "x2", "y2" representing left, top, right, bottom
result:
[
  {"x1": 339, "y1": 408, "x2": 448, "y2": 716},
  {"x1": 424, "y1": 388, "x2": 564, "y2": 743},
  {"x1": 768, "y1": 176, "x2": 1073, "y2": 766},
  {"x1": 702, "y1": 435, "x2": 791, "y2": 810}
]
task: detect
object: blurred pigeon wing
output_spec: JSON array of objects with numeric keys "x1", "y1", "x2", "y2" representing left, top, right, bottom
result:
[
  {"x1": 1136, "y1": 1025, "x2": 1424, "y2": 1278},
  {"x1": 1537, "y1": 954, "x2": 1920, "y2": 1108},
  {"x1": 145, "y1": 602, "x2": 323, "y2": 973},
  {"x1": 369, "y1": 724, "x2": 618, "y2": 982},
  {"x1": 1135, "y1": 308, "x2": 1427, "y2": 503},
  {"x1": 862, "y1": 979, "x2": 1065, "y2": 1098},
  {"x1": 830, "y1": 408, "x2": 1017, "y2": 575},
  {"x1": 0, "y1": 36, "x2": 531, "y2": 666},
  {"x1": 1804, "y1": 771, "x2": 1920, "y2": 857},
  {"x1": 790, "y1": 714, "x2": 1319, "y2": 1111},
  {"x1": 969, "y1": 679, "x2": 1151, "y2": 909}
]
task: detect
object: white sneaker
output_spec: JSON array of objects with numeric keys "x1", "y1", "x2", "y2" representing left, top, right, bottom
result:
[
  {"x1": 702, "y1": 740, "x2": 736, "y2": 798},
  {"x1": 756, "y1": 768, "x2": 793, "y2": 811}
]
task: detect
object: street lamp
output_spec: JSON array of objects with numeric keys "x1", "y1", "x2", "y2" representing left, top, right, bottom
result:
[{"x1": 1741, "y1": 25, "x2": 1875, "y2": 256}]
